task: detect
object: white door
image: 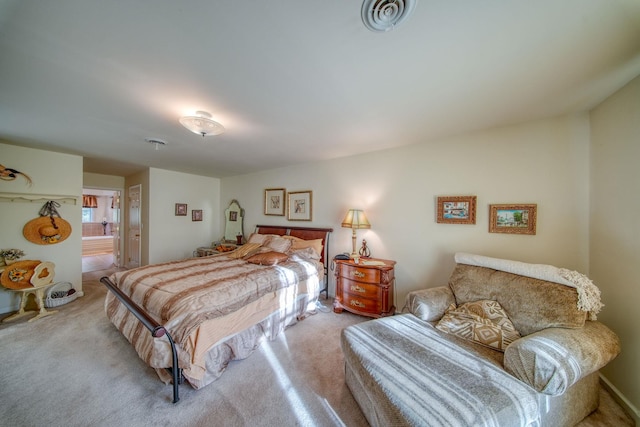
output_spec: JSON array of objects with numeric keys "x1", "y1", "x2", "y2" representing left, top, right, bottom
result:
[
  {"x1": 111, "y1": 190, "x2": 122, "y2": 267},
  {"x1": 128, "y1": 184, "x2": 141, "y2": 269}
]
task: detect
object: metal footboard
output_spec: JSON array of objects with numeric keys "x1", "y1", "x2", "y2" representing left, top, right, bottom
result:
[{"x1": 100, "y1": 276, "x2": 182, "y2": 403}]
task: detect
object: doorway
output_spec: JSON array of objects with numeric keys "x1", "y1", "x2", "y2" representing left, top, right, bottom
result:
[{"x1": 81, "y1": 188, "x2": 122, "y2": 273}]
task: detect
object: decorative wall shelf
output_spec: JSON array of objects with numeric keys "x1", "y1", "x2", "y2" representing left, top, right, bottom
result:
[{"x1": 0, "y1": 192, "x2": 78, "y2": 205}]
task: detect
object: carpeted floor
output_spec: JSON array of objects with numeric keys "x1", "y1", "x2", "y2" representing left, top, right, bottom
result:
[{"x1": 0, "y1": 267, "x2": 634, "y2": 427}]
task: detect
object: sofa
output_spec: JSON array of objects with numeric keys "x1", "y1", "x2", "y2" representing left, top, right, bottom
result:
[{"x1": 341, "y1": 253, "x2": 621, "y2": 427}]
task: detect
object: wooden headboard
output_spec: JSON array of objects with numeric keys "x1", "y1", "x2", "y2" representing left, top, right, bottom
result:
[{"x1": 255, "y1": 225, "x2": 333, "y2": 298}]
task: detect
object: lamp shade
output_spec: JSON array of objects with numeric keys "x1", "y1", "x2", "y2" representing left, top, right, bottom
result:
[
  {"x1": 341, "y1": 209, "x2": 371, "y2": 229},
  {"x1": 179, "y1": 111, "x2": 225, "y2": 137}
]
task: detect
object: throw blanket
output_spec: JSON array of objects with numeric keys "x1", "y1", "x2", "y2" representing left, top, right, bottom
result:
[
  {"x1": 342, "y1": 314, "x2": 539, "y2": 427},
  {"x1": 454, "y1": 253, "x2": 603, "y2": 320}
]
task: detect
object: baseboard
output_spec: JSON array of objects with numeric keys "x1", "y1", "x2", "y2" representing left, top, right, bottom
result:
[{"x1": 600, "y1": 373, "x2": 640, "y2": 425}]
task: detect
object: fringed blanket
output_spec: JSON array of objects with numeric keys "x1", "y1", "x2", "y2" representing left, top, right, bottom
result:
[
  {"x1": 454, "y1": 253, "x2": 603, "y2": 320},
  {"x1": 342, "y1": 314, "x2": 539, "y2": 427}
]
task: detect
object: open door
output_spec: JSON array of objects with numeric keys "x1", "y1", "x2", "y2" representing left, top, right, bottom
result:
[
  {"x1": 111, "y1": 190, "x2": 122, "y2": 267},
  {"x1": 128, "y1": 184, "x2": 141, "y2": 269}
]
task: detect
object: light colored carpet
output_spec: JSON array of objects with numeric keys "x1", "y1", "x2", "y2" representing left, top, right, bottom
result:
[{"x1": 0, "y1": 268, "x2": 633, "y2": 427}]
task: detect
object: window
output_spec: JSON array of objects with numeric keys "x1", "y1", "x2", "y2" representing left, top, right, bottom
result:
[{"x1": 82, "y1": 208, "x2": 93, "y2": 223}]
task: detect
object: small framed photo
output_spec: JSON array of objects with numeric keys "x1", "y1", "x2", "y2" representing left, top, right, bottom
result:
[
  {"x1": 264, "y1": 188, "x2": 286, "y2": 216},
  {"x1": 436, "y1": 196, "x2": 477, "y2": 224},
  {"x1": 175, "y1": 203, "x2": 187, "y2": 216},
  {"x1": 192, "y1": 209, "x2": 203, "y2": 222},
  {"x1": 489, "y1": 204, "x2": 537, "y2": 235},
  {"x1": 287, "y1": 190, "x2": 312, "y2": 221}
]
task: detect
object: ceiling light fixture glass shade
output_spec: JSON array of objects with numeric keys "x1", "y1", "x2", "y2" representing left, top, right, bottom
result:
[{"x1": 179, "y1": 110, "x2": 225, "y2": 137}]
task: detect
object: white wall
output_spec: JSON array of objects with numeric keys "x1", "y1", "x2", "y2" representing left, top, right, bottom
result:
[
  {"x1": 221, "y1": 114, "x2": 591, "y2": 306},
  {"x1": 0, "y1": 142, "x2": 83, "y2": 313},
  {"x1": 590, "y1": 75, "x2": 640, "y2": 422},
  {"x1": 147, "y1": 168, "x2": 221, "y2": 264}
]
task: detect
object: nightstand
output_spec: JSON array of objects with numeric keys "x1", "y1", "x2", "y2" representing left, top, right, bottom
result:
[{"x1": 333, "y1": 258, "x2": 396, "y2": 318}]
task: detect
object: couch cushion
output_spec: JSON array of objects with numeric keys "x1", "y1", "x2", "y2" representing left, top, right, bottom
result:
[
  {"x1": 449, "y1": 264, "x2": 586, "y2": 336},
  {"x1": 436, "y1": 300, "x2": 521, "y2": 351}
]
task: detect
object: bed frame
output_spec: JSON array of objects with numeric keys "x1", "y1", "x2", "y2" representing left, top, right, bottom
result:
[{"x1": 100, "y1": 225, "x2": 332, "y2": 404}]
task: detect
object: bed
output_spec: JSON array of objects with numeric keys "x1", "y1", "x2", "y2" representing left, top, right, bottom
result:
[{"x1": 100, "y1": 225, "x2": 332, "y2": 403}]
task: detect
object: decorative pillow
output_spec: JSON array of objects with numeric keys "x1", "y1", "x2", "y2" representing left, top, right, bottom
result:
[
  {"x1": 227, "y1": 243, "x2": 262, "y2": 259},
  {"x1": 283, "y1": 236, "x2": 323, "y2": 257},
  {"x1": 435, "y1": 300, "x2": 521, "y2": 352},
  {"x1": 247, "y1": 233, "x2": 269, "y2": 245},
  {"x1": 263, "y1": 235, "x2": 292, "y2": 253},
  {"x1": 245, "y1": 251, "x2": 289, "y2": 266}
]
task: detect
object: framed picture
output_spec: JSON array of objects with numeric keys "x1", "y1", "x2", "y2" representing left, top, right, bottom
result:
[
  {"x1": 264, "y1": 188, "x2": 286, "y2": 216},
  {"x1": 175, "y1": 203, "x2": 187, "y2": 216},
  {"x1": 489, "y1": 204, "x2": 537, "y2": 235},
  {"x1": 287, "y1": 190, "x2": 312, "y2": 221},
  {"x1": 436, "y1": 196, "x2": 477, "y2": 224},
  {"x1": 192, "y1": 209, "x2": 203, "y2": 222}
]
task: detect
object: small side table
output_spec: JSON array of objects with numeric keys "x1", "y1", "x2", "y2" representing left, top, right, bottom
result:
[{"x1": 2, "y1": 282, "x2": 58, "y2": 323}]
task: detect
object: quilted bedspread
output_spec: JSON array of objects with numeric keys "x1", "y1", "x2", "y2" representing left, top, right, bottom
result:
[
  {"x1": 105, "y1": 253, "x2": 321, "y2": 381},
  {"x1": 341, "y1": 314, "x2": 540, "y2": 427}
]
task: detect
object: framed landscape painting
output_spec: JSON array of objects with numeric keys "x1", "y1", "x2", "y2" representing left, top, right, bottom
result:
[
  {"x1": 489, "y1": 204, "x2": 537, "y2": 235},
  {"x1": 436, "y1": 196, "x2": 477, "y2": 224}
]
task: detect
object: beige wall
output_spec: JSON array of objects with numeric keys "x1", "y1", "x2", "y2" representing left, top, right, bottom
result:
[
  {"x1": 590, "y1": 75, "x2": 640, "y2": 422},
  {"x1": 147, "y1": 168, "x2": 221, "y2": 264},
  {"x1": 0, "y1": 142, "x2": 83, "y2": 313},
  {"x1": 221, "y1": 114, "x2": 591, "y2": 306}
]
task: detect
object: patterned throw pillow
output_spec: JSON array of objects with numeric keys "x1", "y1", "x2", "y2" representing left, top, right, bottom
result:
[{"x1": 435, "y1": 300, "x2": 521, "y2": 352}]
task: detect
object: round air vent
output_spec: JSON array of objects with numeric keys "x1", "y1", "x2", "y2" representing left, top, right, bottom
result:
[{"x1": 361, "y1": 0, "x2": 417, "y2": 32}]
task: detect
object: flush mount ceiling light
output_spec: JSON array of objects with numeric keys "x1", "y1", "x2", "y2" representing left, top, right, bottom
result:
[
  {"x1": 179, "y1": 110, "x2": 225, "y2": 137},
  {"x1": 362, "y1": 0, "x2": 417, "y2": 32},
  {"x1": 145, "y1": 138, "x2": 167, "y2": 150}
]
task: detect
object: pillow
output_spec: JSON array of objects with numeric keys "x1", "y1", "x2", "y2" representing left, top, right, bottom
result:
[
  {"x1": 247, "y1": 233, "x2": 269, "y2": 245},
  {"x1": 263, "y1": 235, "x2": 292, "y2": 253},
  {"x1": 227, "y1": 243, "x2": 262, "y2": 259},
  {"x1": 283, "y1": 236, "x2": 323, "y2": 257},
  {"x1": 435, "y1": 300, "x2": 521, "y2": 352},
  {"x1": 245, "y1": 251, "x2": 289, "y2": 266}
]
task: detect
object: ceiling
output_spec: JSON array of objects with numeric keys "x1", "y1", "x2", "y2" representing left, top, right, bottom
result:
[{"x1": 1, "y1": 1, "x2": 639, "y2": 179}]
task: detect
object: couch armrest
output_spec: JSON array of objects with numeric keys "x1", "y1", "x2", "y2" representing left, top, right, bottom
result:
[
  {"x1": 504, "y1": 321, "x2": 620, "y2": 396},
  {"x1": 402, "y1": 286, "x2": 455, "y2": 322}
]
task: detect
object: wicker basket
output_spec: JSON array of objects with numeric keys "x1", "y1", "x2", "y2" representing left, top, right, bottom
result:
[{"x1": 45, "y1": 282, "x2": 78, "y2": 308}]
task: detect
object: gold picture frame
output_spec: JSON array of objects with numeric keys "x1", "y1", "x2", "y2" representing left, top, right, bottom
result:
[
  {"x1": 287, "y1": 191, "x2": 312, "y2": 221},
  {"x1": 489, "y1": 204, "x2": 537, "y2": 235},
  {"x1": 436, "y1": 196, "x2": 477, "y2": 224},
  {"x1": 264, "y1": 188, "x2": 286, "y2": 216}
]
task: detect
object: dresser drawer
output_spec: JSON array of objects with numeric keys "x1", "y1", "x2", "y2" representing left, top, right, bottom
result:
[
  {"x1": 342, "y1": 293, "x2": 379, "y2": 314},
  {"x1": 341, "y1": 278, "x2": 380, "y2": 299},
  {"x1": 338, "y1": 263, "x2": 380, "y2": 284}
]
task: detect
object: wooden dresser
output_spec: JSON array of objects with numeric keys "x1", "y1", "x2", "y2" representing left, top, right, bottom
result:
[{"x1": 333, "y1": 258, "x2": 396, "y2": 318}]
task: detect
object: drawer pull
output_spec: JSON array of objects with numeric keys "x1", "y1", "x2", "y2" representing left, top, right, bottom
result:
[
  {"x1": 350, "y1": 300, "x2": 365, "y2": 308},
  {"x1": 350, "y1": 285, "x2": 365, "y2": 293},
  {"x1": 352, "y1": 271, "x2": 366, "y2": 279}
]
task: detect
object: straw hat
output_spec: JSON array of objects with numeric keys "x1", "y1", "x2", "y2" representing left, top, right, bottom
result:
[
  {"x1": 0, "y1": 260, "x2": 40, "y2": 290},
  {"x1": 23, "y1": 216, "x2": 72, "y2": 245}
]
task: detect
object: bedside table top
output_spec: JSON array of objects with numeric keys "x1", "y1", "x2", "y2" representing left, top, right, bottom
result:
[{"x1": 335, "y1": 257, "x2": 396, "y2": 268}]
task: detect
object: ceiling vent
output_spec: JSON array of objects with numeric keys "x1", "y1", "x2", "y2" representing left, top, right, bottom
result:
[{"x1": 361, "y1": 0, "x2": 417, "y2": 32}]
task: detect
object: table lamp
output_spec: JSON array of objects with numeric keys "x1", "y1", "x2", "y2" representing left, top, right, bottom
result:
[{"x1": 341, "y1": 209, "x2": 371, "y2": 258}]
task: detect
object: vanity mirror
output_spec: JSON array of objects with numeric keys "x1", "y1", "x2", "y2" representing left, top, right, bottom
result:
[{"x1": 224, "y1": 199, "x2": 244, "y2": 242}]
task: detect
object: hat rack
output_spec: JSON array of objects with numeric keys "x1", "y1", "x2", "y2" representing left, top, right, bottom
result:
[{"x1": 0, "y1": 192, "x2": 78, "y2": 205}]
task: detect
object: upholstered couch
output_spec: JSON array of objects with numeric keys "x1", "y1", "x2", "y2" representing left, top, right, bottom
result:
[{"x1": 341, "y1": 253, "x2": 621, "y2": 427}]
